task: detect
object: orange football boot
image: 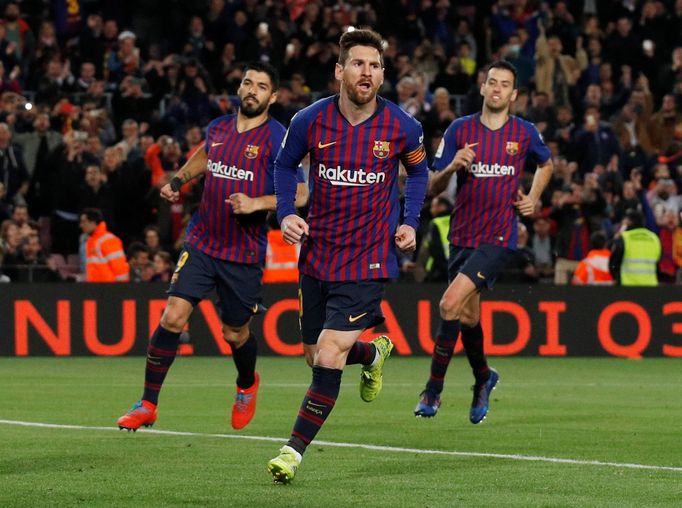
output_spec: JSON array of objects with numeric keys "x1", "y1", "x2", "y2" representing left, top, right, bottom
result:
[
  {"x1": 117, "y1": 400, "x2": 157, "y2": 431},
  {"x1": 231, "y1": 372, "x2": 260, "y2": 430}
]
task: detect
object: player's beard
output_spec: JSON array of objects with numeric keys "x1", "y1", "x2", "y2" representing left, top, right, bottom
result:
[
  {"x1": 484, "y1": 98, "x2": 510, "y2": 114},
  {"x1": 239, "y1": 95, "x2": 268, "y2": 118},
  {"x1": 343, "y1": 76, "x2": 379, "y2": 106}
]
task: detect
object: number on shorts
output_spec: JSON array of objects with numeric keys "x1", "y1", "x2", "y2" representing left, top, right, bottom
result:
[{"x1": 174, "y1": 251, "x2": 189, "y2": 273}]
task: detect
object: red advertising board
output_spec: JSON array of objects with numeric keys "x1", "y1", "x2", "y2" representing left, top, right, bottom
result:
[{"x1": 1, "y1": 283, "x2": 681, "y2": 357}]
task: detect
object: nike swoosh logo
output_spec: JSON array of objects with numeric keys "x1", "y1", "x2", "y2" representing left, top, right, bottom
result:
[
  {"x1": 318, "y1": 141, "x2": 337, "y2": 149},
  {"x1": 348, "y1": 312, "x2": 368, "y2": 323},
  {"x1": 211, "y1": 142, "x2": 224, "y2": 147},
  {"x1": 476, "y1": 272, "x2": 486, "y2": 280},
  {"x1": 307, "y1": 401, "x2": 326, "y2": 408}
]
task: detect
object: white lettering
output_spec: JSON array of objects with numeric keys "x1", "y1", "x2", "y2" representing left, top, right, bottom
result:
[
  {"x1": 469, "y1": 162, "x2": 516, "y2": 177},
  {"x1": 206, "y1": 159, "x2": 254, "y2": 181},
  {"x1": 318, "y1": 163, "x2": 386, "y2": 187}
]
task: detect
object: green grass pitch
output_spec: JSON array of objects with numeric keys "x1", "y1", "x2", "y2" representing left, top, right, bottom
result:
[{"x1": 0, "y1": 356, "x2": 681, "y2": 507}]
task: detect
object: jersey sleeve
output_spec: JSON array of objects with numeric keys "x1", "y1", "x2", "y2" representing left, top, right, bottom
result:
[
  {"x1": 399, "y1": 116, "x2": 429, "y2": 231},
  {"x1": 527, "y1": 122, "x2": 551, "y2": 165},
  {"x1": 432, "y1": 119, "x2": 460, "y2": 172},
  {"x1": 296, "y1": 166, "x2": 306, "y2": 183},
  {"x1": 203, "y1": 119, "x2": 217, "y2": 152},
  {"x1": 275, "y1": 111, "x2": 311, "y2": 222}
]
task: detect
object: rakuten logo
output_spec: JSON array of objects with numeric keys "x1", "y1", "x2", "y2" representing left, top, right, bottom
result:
[
  {"x1": 470, "y1": 162, "x2": 515, "y2": 177},
  {"x1": 318, "y1": 163, "x2": 386, "y2": 187},
  {"x1": 207, "y1": 159, "x2": 254, "y2": 181}
]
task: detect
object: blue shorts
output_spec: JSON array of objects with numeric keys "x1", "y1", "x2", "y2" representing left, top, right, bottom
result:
[
  {"x1": 168, "y1": 243, "x2": 263, "y2": 327},
  {"x1": 299, "y1": 274, "x2": 386, "y2": 345},
  {"x1": 448, "y1": 244, "x2": 515, "y2": 291}
]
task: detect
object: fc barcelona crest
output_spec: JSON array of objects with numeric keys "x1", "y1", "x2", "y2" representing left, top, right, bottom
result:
[
  {"x1": 245, "y1": 144, "x2": 260, "y2": 159},
  {"x1": 505, "y1": 141, "x2": 519, "y2": 155},
  {"x1": 373, "y1": 140, "x2": 390, "y2": 159}
]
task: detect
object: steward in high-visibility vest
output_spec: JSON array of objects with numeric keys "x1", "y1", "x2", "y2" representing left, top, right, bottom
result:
[
  {"x1": 609, "y1": 209, "x2": 661, "y2": 286},
  {"x1": 413, "y1": 196, "x2": 452, "y2": 282},
  {"x1": 262, "y1": 228, "x2": 299, "y2": 283},
  {"x1": 80, "y1": 208, "x2": 130, "y2": 282},
  {"x1": 571, "y1": 231, "x2": 614, "y2": 285}
]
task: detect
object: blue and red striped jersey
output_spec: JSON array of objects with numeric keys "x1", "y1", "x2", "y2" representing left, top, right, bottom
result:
[
  {"x1": 275, "y1": 95, "x2": 429, "y2": 281},
  {"x1": 185, "y1": 114, "x2": 285, "y2": 264},
  {"x1": 434, "y1": 113, "x2": 551, "y2": 250}
]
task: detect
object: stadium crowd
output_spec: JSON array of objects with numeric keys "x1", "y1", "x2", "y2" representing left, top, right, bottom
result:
[{"x1": 0, "y1": 0, "x2": 681, "y2": 285}]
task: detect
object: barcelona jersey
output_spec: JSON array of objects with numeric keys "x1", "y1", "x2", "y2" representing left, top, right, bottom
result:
[
  {"x1": 275, "y1": 95, "x2": 429, "y2": 281},
  {"x1": 185, "y1": 114, "x2": 284, "y2": 264},
  {"x1": 434, "y1": 113, "x2": 551, "y2": 250}
]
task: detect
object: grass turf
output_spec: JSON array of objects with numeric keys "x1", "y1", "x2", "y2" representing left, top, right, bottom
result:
[{"x1": 0, "y1": 356, "x2": 680, "y2": 507}]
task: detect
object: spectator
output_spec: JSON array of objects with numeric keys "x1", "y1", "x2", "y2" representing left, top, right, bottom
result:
[
  {"x1": 3, "y1": 231, "x2": 60, "y2": 282},
  {"x1": 498, "y1": 222, "x2": 538, "y2": 284},
  {"x1": 613, "y1": 179, "x2": 641, "y2": 224},
  {"x1": 649, "y1": 94, "x2": 682, "y2": 155},
  {"x1": 534, "y1": 28, "x2": 587, "y2": 107},
  {"x1": 0, "y1": 121, "x2": 28, "y2": 207},
  {"x1": 571, "y1": 230, "x2": 614, "y2": 285},
  {"x1": 126, "y1": 241, "x2": 150, "y2": 283},
  {"x1": 612, "y1": 101, "x2": 655, "y2": 173},
  {"x1": 74, "y1": 61, "x2": 97, "y2": 93},
  {"x1": 551, "y1": 179, "x2": 606, "y2": 284},
  {"x1": 79, "y1": 207, "x2": 129, "y2": 282},
  {"x1": 78, "y1": 164, "x2": 113, "y2": 223},
  {"x1": 657, "y1": 209, "x2": 682, "y2": 283},
  {"x1": 610, "y1": 208, "x2": 661, "y2": 286},
  {"x1": 143, "y1": 224, "x2": 162, "y2": 257},
  {"x1": 14, "y1": 112, "x2": 61, "y2": 179},
  {"x1": 78, "y1": 14, "x2": 105, "y2": 77},
  {"x1": 604, "y1": 17, "x2": 641, "y2": 77},
  {"x1": 572, "y1": 105, "x2": 622, "y2": 177},
  {"x1": 151, "y1": 250, "x2": 172, "y2": 282},
  {"x1": 103, "y1": 145, "x2": 150, "y2": 246},
  {"x1": 527, "y1": 91, "x2": 556, "y2": 138},
  {"x1": 502, "y1": 33, "x2": 534, "y2": 89},
  {"x1": 531, "y1": 215, "x2": 554, "y2": 280},
  {"x1": 0, "y1": 24, "x2": 20, "y2": 77},
  {"x1": 422, "y1": 87, "x2": 456, "y2": 142},
  {"x1": 0, "y1": 60, "x2": 20, "y2": 94},
  {"x1": 36, "y1": 59, "x2": 71, "y2": 105},
  {"x1": 648, "y1": 176, "x2": 682, "y2": 223},
  {"x1": 114, "y1": 118, "x2": 141, "y2": 161},
  {"x1": 412, "y1": 196, "x2": 452, "y2": 283},
  {"x1": 657, "y1": 47, "x2": 682, "y2": 100},
  {"x1": 430, "y1": 55, "x2": 471, "y2": 95},
  {"x1": 0, "y1": 181, "x2": 10, "y2": 221},
  {"x1": 107, "y1": 30, "x2": 142, "y2": 84},
  {"x1": 1, "y1": 2, "x2": 35, "y2": 79},
  {"x1": 112, "y1": 76, "x2": 155, "y2": 128},
  {"x1": 48, "y1": 130, "x2": 93, "y2": 255}
]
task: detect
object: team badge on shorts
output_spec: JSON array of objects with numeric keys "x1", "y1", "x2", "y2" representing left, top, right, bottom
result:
[
  {"x1": 505, "y1": 141, "x2": 519, "y2": 155},
  {"x1": 373, "y1": 140, "x2": 390, "y2": 159},
  {"x1": 245, "y1": 144, "x2": 260, "y2": 159}
]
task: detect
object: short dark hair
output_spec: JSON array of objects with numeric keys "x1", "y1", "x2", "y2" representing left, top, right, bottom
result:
[
  {"x1": 127, "y1": 241, "x2": 149, "y2": 259},
  {"x1": 81, "y1": 207, "x2": 103, "y2": 224},
  {"x1": 625, "y1": 208, "x2": 644, "y2": 228},
  {"x1": 338, "y1": 29, "x2": 384, "y2": 66},
  {"x1": 484, "y1": 60, "x2": 518, "y2": 89},
  {"x1": 590, "y1": 230, "x2": 607, "y2": 250},
  {"x1": 243, "y1": 61, "x2": 280, "y2": 91}
]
